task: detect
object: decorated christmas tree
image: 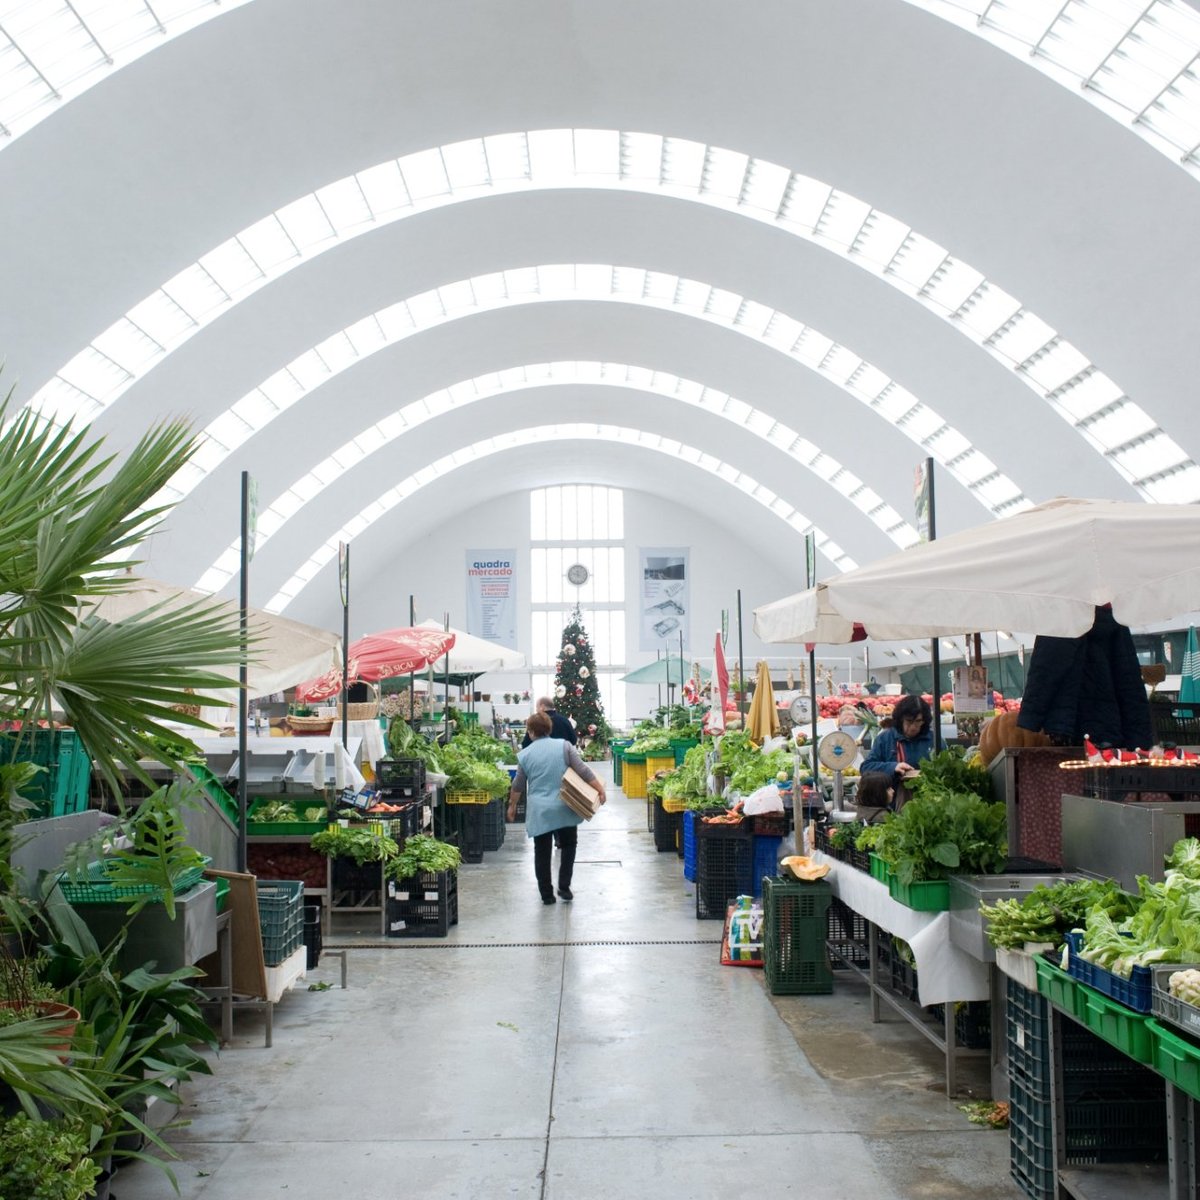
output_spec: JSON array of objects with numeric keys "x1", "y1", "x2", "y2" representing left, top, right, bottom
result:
[{"x1": 554, "y1": 607, "x2": 608, "y2": 744}]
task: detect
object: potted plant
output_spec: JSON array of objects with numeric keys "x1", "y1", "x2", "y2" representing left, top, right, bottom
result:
[{"x1": 0, "y1": 1112, "x2": 101, "y2": 1200}]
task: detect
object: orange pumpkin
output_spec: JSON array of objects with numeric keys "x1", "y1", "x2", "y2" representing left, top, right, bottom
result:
[{"x1": 977, "y1": 710, "x2": 1052, "y2": 765}]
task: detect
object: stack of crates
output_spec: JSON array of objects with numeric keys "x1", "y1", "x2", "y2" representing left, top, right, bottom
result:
[
  {"x1": 436, "y1": 794, "x2": 488, "y2": 863},
  {"x1": 683, "y1": 809, "x2": 726, "y2": 882},
  {"x1": 1006, "y1": 976, "x2": 1167, "y2": 1200},
  {"x1": 256, "y1": 880, "x2": 305, "y2": 967},
  {"x1": 752, "y1": 835, "x2": 783, "y2": 898},
  {"x1": 375, "y1": 758, "x2": 426, "y2": 802},
  {"x1": 762, "y1": 876, "x2": 832, "y2": 995},
  {"x1": 652, "y1": 795, "x2": 681, "y2": 853},
  {"x1": 385, "y1": 869, "x2": 459, "y2": 938},
  {"x1": 825, "y1": 895, "x2": 870, "y2": 969},
  {"x1": 0, "y1": 729, "x2": 91, "y2": 819},
  {"x1": 481, "y1": 797, "x2": 506, "y2": 851},
  {"x1": 622, "y1": 752, "x2": 648, "y2": 799},
  {"x1": 695, "y1": 821, "x2": 754, "y2": 919}
]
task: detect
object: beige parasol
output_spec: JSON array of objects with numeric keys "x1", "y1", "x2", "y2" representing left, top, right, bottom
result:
[{"x1": 746, "y1": 659, "x2": 779, "y2": 742}]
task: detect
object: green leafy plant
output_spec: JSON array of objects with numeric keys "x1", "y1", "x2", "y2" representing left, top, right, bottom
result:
[
  {"x1": 249, "y1": 801, "x2": 300, "y2": 824},
  {"x1": 310, "y1": 826, "x2": 399, "y2": 864},
  {"x1": 439, "y1": 743, "x2": 509, "y2": 798},
  {"x1": 908, "y1": 748, "x2": 993, "y2": 803},
  {"x1": 873, "y1": 789, "x2": 1007, "y2": 885},
  {"x1": 826, "y1": 821, "x2": 866, "y2": 851},
  {"x1": 854, "y1": 822, "x2": 887, "y2": 852},
  {"x1": 0, "y1": 1114, "x2": 101, "y2": 1200},
  {"x1": 384, "y1": 834, "x2": 461, "y2": 882}
]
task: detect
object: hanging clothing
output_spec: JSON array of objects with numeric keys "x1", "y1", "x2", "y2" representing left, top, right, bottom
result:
[{"x1": 1018, "y1": 606, "x2": 1152, "y2": 749}]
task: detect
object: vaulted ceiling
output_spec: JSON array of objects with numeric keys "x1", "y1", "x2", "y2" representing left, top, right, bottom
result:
[{"x1": 2, "y1": 0, "x2": 1198, "y2": 631}]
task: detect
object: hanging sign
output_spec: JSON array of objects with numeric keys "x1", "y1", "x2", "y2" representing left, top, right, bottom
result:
[
  {"x1": 639, "y1": 548, "x2": 689, "y2": 651},
  {"x1": 466, "y1": 550, "x2": 517, "y2": 645},
  {"x1": 338, "y1": 541, "x2": 349, "y2": 608},
  {"x1": 914, "y1": 461, "x2": 932, "y2": 542}
]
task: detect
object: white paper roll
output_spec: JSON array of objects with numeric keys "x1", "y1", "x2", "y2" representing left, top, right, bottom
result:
[{"x1": 312, "y1": 751, "x2": 326, "y2": 790}]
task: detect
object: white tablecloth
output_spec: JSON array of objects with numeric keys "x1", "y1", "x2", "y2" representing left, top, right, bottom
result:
[
  {"x1": 813, "y1": 851, "x2": 989, "y2": 1005},
  {"x1": 344, "y1": 720, "x2": 386, "y2": 769}
]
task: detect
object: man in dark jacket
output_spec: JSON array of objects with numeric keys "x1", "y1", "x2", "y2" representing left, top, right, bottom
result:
[{"x1": 522, "y1": 697, "x2": 577, "y2": 747}]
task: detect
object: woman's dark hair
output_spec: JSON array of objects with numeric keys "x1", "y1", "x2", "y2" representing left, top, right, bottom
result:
[
  {"x1": 526, "y1": 712, "x2": 552, "y2": 739},
  {"x1": 855, "y1": 773, "x2": 893, "y2": 809},
  {"x1": 891, "y1": 693, "x2": 932, "y2": 736}
]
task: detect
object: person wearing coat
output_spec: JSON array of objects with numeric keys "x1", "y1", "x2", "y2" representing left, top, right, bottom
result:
[
  {"x1": 860, "y1": 693, "x2": 934, "y2": 794},
  {"x1": 508, "y1": 711, "x2": 606, "y2": 904}
]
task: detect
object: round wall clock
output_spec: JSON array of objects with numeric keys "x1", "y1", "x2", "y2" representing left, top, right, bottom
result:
[{"x1": 566, "y1": 563, "x2": 589, "y2": 586}]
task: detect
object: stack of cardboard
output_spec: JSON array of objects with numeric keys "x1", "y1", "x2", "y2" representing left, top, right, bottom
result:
[{"x1": 560, "y1": 768, "x2": 601, "y2": 820}]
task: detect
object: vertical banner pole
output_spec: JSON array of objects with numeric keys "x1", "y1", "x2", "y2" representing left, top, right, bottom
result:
[
  {"x1": 736, "y1": 589, "x2": 746, "y2": 722},
  {"x1": 339, "y1": 543, "x2": 350, "y2": 758},
  {"x1": 806, "y1": 532, "x2": 819, "y2": 781},
  {"x1": 925, "y1": 457, "x2": 943, "y2": 753},
  {"x1": 237, "y1": 471, "x2": 253, "y2": 873},
  {"x1": 408, "y1": 594, "x2": 416, "y2": 728}
]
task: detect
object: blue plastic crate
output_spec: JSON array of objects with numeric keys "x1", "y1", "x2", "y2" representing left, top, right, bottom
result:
[
  {"x1": 752, "y1": 835, "x2": 783, "y2": 898},
  {"x1": 1065, "y1": 931, "x2": 1155, "y2": 1014}
]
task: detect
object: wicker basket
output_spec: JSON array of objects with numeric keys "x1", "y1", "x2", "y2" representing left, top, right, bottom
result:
[
  {"x1": 338, "y1": 684, "x2": 381, "y2": 722},
  {"x1": 286, "y1": 714, "x2": 335, "y2": 734}
]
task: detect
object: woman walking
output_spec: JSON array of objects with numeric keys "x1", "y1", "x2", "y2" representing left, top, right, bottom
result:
[{"x1": 507, "y1": 711, "x2": 606, "y2": 904}]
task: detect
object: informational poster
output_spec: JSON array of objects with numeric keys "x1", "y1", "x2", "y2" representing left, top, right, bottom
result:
[
  {"x1": 639, "y1": 548, "x2": 689, "y2": 651},
  {"x1": 913, "y1": 460, "x2": 932, "y2": 543},
  {"x1": 952, "y1": 664, "x2": 991, "y2": 713},
  {"x1": 465, "y1": 550, "x2": 517, "y2": 645}
]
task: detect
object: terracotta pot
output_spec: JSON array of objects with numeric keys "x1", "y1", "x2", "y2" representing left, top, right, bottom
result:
[{"x1": 0, "y1": 999, "x2": 80, "y2": 1058}]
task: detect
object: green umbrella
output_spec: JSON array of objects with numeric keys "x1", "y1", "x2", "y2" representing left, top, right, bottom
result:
[
  {"x1": 620, "y1": 655, "x2": 710, "y2": 686},
  {"x1": 1181, "y1": 626, "x2": 1200, "y2": 704}
]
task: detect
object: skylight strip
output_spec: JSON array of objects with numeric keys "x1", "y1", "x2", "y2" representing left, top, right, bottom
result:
[
  {"x1": 902, "y1": 1, "x2": 1200, "y2": 174},
  {"x1": 256, "y1": 424, "x2": 850, "y2": 613},
  {"x1": 163, "y1": 261, "x2": 1027, "y2": 525},
  {"x1": 26, "y1": 127, "x2": 1189, "y2": 500},
  {"x1": 192, "y1": 357, "x2": 922, "y2": 591},
  {"x1": 0, "y1": 0, "x2": 250, "y2": 143}
]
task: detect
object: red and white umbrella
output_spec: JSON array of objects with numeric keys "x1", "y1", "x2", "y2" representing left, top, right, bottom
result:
[
  {"x1": 296, "y1": 626, "x2": 455, "y2": 701},
  {"x1": 704, "y1": 630, "x2": 730, "y2": 735}
]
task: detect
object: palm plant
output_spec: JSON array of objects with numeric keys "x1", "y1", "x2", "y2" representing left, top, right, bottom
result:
[{"x1": 0, "y1": 383, "x2": 246, "y2": 793}]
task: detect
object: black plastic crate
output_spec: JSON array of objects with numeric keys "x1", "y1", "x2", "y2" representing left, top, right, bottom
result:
[
  {"x1": 331, "y1": 856, "x2": 385, "y2": 892},
  {"x1": 752, "y1": 811, "x2": 788, "y2": 837},
  {"x1": 653, "y1": 797, "x2": 682, "y2": 853},
  {"x1": 814, "y1": 823, "x2": 869, "y2": 873},
  {"x1": 1081, "y1": 761, "x2": 1200, "y2": 801},
  {"x1": 695, "y1": 822, "x2": 754, "y2": 919},
  {"x1": 1149, "y1": 698, "x2": 1200, "y2": 745},
  {"x1": 385, "y1": 869, "x2": 459, "y2": 938},
  {"x1": 481, "y1": 798, "x2": 506, "y2": 851},
  {"x1": 1006, "y1": 977, "x2": 1051, "y2": 1095},
  {"x1": 930, "y1": 1000, "x2": 991, "y2": 1048},
  {"x1": 825, "y1": 896, "x2": 870, "y2": 969},
  {"x1": 375, "y1": 758, "x2": 426, "y2": 799},
  {"x1": 762, "y1": 876, "x2": 832, "y2": 995},
  {"x1": 890, "y1": 945, "x2": 920, "y2": 1003},
  {"x1": 508, "y1": 794, "x2": 526, "y2": 823},
  {"x1": 435, "y1": 803, "x2": 485, "y2": 863},
  {"x1": 647, "y1": 798, "x2": 654, "y2": 833},
  {"x1": 303, "y1": 904, "x2": 322, "y2": 970}
]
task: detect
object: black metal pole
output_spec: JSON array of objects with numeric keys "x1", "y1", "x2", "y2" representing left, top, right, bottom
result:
[
  {"x1": 341, "y1": 544, "x2": 350, "y2": 756},
  {"x1": 926, "y1": 458, "x2": 943, "y2": 752},
  {"x1": 737, "y1": 589, "x2": 746, "y2": 722},
  {"x1": 237, "y1": 471, "x2": 250, "y2": 873},
  {"x1": 408, "y1": 594, "x2": 415, "y2": 727},
  {"x1": 443, "y1": 611, "x2": 450, "y2": 740}
]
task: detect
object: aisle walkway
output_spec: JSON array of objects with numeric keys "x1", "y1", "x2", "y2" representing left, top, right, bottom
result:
[{"x1": 116, "y1": 766, "x2": 1021, "y2": 1199}]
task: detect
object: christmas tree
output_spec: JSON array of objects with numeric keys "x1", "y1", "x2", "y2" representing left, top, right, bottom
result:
[{"x1": 554, "y1": 607, "x2": 608, "y2": 744}]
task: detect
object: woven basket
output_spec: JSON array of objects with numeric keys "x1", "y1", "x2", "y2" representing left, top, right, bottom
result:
[
  {"x1": 286, "y1": 714, "x2": 335, "y2": 735},
  {"x1": 338, "y1": 699, "x2": 381, "y2": 721}
]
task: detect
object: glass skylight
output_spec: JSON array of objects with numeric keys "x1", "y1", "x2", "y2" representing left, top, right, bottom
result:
[
  {"x1": 191, "y1": 357, "x2": 923, "y2": 596},
  {"x1": 0, "y1": 1, "x2": 249, "y2": 143},
  {"x1": 261, "y1": 425, "x2": 850, "y2": 614},
  {"x1": 905, "y1": 1, "x2": 1200, "y2": 178},
  {"x1": 30, "y1": 129, "x2": 1193, "y2": 503}
]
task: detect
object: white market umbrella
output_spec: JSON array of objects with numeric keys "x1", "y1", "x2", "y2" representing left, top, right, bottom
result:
[
  {"x1": 88, "y1": 578, "x2": 341, "y2": 702},
  {"x1": 822, "y1": 498, "x2": 1200, "y2": 639},
  {"x1": 754, "y1": 583, "x2": 869, "y2": 645},
  {"x1": 416, "y1": 620, "x2": 526, "y2": 676}
]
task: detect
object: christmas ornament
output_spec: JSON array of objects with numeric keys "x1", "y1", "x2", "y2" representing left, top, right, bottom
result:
[
  {"x1": 579, "y1": 667, "x2": 590, "y2": 678},
  {"x1": 574, "y1": 685, "x2": 583, "y2": 695},
  {"x1": 555, "y1": 685, "x2": 566, "y2": 698},
  {"x1": 588, "y1": 724, "x2": 597, "y2": 734},
  {"x1": 563, "y1": 644, "x2": 576, "y2": 657}
]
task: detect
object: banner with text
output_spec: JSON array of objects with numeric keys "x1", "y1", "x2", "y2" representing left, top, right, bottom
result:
[
  {"x1": 466, "y1": 550, "x2": 517, "y2": 645},
  {"x1": 639, "y1": 548, "x2": 690, "y2": 652}
]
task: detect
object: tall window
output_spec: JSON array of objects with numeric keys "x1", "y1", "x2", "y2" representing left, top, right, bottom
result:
[{"x1": 530, "y1": 486, "x2": 627, "y2": 728}]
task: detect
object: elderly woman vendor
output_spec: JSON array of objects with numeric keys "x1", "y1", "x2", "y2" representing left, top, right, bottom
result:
[
  {"x1": 860, "y1": 693, "x2": 934, "y2": 789},
  {"x1": 508, "y1": 711, "x2": 606, "y2": 904}
]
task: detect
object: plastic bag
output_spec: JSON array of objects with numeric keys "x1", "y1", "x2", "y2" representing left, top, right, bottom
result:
[{"x1": 741, "y1": 782, "x2": 785, "y2": 815}]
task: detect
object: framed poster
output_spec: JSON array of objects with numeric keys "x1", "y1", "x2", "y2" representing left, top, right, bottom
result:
[
  {"x1": 639, "y1": 548, "x2": 689, "y2": 651},
  {"x1": 465, "y1": 550, "x2": 517, "y2": 645}
]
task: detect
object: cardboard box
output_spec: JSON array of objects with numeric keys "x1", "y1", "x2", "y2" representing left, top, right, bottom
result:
[{"x1": 560, "y1": 767, "x2": 601, "y2": 820}]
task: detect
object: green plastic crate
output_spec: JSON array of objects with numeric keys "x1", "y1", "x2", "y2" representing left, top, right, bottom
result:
[
  {"x1": 1147, "y1": 1018, "x2": 1200, "y2": 1101},
  {"x1": 1035, "y1": 951, "x2": 1087, "y2": 1020},
  {"x1": 669, "y1": 738, "x2": 699, "y2": 766},
  {"x1": 256, "y1": 879, "x2": 304, "y2": 966},
  {"x1": 182, "y1": 761, "x2": 239, "y2": 827},
  {"x1": 887, "y1": 874, "x2": 950, "y2": 912},
  {"x1": 246, "y1": 797, "x2": 328, "y2": 837},
  {"x1": 1077, "y1": 986, "x2": 1154, "y2": 1064},
  {"x1": 58, "y1": 856, "x2": 211, "y2": 905},
  {"x1": 0, "y1": 729, "x2": 91, "y2": 818},
  {"x1": 868, "y1": 852, "x2": 892, "y2": 884},
  {"x1": 763, "y1": 875, "x2": 833, "y2": 995}
]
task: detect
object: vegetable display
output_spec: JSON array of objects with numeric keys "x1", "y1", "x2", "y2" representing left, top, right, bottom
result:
[
  {"x1": 440, "y1": 743, "x2": 510, "y2": 798},
  {"x1": 872, "y1": 789, "x2": 1006, "y2": 885},
  {"x1": 385, "y1": 834, "x2": 462, "y2": 881},
  {"x1": 1169, "y1": 969, "x2": 1200, "y2": 1005},
  {"x1": 982, "y1": 877, "x2": 1133, "y2": 950},
  {"x1": 310, "y1": 826, "x2": 400, "y2": 864},
  {"x1": 907, "y1": 748, "x2": 994, "y2": 804}
]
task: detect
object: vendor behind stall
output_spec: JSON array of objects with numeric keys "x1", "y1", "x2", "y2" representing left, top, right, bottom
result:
[{"x1": 860, "y1": 694, "x2": 933, "y2": 794}]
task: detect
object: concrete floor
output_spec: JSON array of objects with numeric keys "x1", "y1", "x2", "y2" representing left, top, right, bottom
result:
[{"x1": 114, "y1": 765, "x2": 1022, "y2": 1200}]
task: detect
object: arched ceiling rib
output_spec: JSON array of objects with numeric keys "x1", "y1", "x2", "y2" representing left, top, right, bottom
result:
[
  {"x1": 263, "y1": 424, "x2": 835, "y2": 614},
  {"x1": 7, "y1": 1, "x2": 1200, "y2": 188},
  {"x1": 193, "y1": 360, "x2": 926, "y2": 596},
  {"x1": 162, "y1": 264, "x2": 1027, "y2": 537},
  {"x1": 29, "y1": 128, "x2": 1194, "y2": 502}
]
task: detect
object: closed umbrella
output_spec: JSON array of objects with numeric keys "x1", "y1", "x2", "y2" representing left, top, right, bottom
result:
[
  {"x1": 296, "y1": 626, "x2": 456, "y2": 701},
  {"x1": 1181, "y1": 627, "x2": 1200, "y2": 705},
  {"x1": 746, "y1": 659, "x2": 779, "y2": 742},
  {"x1": 704, "y1": 631, "x2": 729, "y2": 735}
]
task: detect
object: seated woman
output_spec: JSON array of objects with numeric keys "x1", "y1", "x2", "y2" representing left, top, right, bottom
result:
[{"x1": 860, "y1": 693, "x2": 934, "y2": 801}]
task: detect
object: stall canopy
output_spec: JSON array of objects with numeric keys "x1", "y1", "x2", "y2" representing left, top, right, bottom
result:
[
  {"x1": 415, "y1": 620, "x2": 526, "y2": 682},
  {"x1": 620, "y1": 655, "x2": 711, "y2": 687},
  {"x1": 756, "y1": 498, "x2": 1200, "y2": 643},
  {"x1": 88, "y1": 578, "x2": 341, "y2": 702},
  {"x1": 296, "y1": 626, "x2": 455, "y2": 701},
  {"x1": 753, "y1": 584, "x2": 868, "y2": 646}
]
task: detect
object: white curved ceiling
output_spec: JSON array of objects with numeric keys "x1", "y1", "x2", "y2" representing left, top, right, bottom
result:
[{"x1": 2, "y1": 0, "x2": 1198, "y2": 630}]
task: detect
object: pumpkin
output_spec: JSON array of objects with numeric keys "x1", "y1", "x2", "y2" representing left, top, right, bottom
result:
[
  {"x1": 779, "y1": 855, "x2": 830, "y2": 882},
  {"x1": 977, "y1": 710, "x2": 1052, "y2": 766}
]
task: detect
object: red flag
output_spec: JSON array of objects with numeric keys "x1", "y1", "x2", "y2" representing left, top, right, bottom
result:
[{"x1": 705, "y1": 631, "x2": 730, "y2": 735}]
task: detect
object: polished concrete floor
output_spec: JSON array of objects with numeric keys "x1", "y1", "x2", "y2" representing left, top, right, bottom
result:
[{"x1": 115, "y1": 765, "x2": 1022, "y2": 1200}]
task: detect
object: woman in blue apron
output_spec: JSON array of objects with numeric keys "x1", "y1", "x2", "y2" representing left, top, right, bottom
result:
[{"x1": 507, "y1": 711, "x2": 607, "y2": 904}]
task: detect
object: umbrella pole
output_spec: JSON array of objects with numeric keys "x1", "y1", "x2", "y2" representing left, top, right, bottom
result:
[
  {"x1": 408, "y1": 595, "x2": 416, "y2": 729},
  {"x1": 926, "y1": 461, "x2": 944, "y2": 753},
  {"x1": 444, "y1": 612, "x2": 450, "y2": 740},
  {"x1": 809, "y1": 646, "x2": 818, "y2": 780},
  {"x1": 737, "y1": 589, "x2": 746, "y2": 723},
  {"x1": 341, "y1": 545, "x2": 350, "y2": 759}
]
